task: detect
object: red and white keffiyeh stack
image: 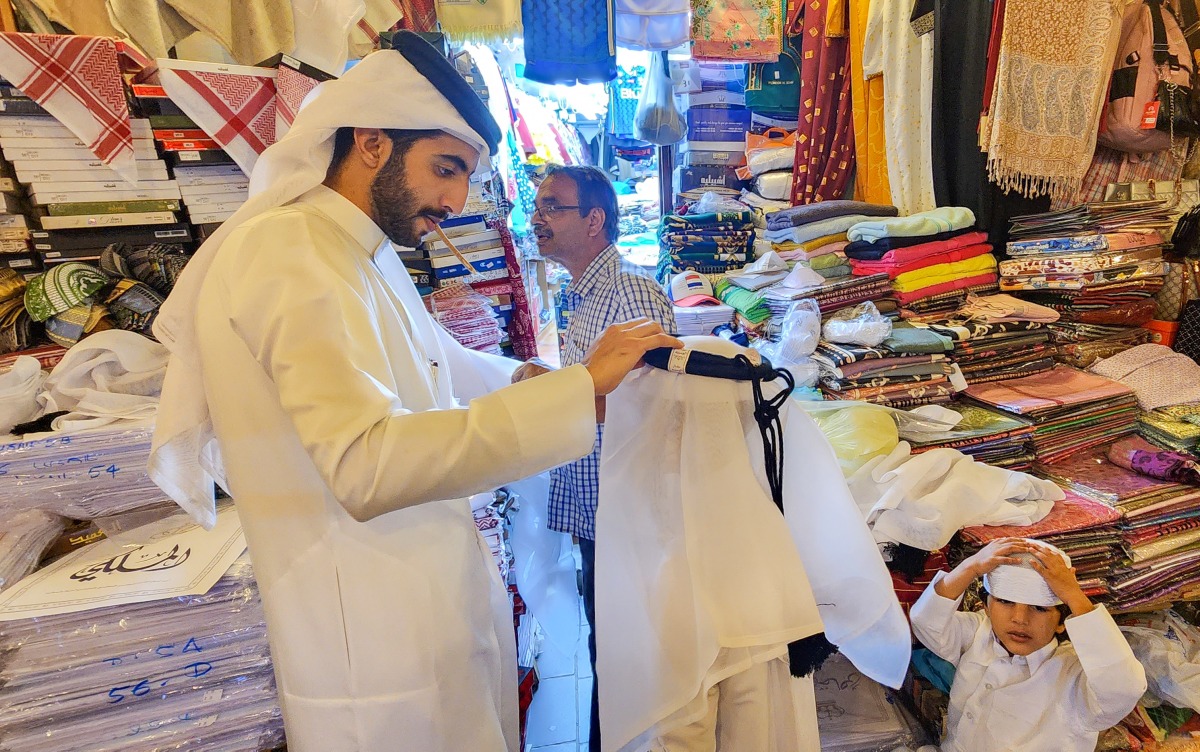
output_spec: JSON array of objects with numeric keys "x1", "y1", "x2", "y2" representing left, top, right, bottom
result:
[
  {"x1": 0, "y1": 33, "x2": 136, "y2": 184},
  {"x1": 274, "y1": 64, "x2": 322, "y2": 140},
  {"x1": 157, "y1": 58, "x2": 278, "y2": 175}
]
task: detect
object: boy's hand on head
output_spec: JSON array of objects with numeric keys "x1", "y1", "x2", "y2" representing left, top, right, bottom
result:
[
  {"x1": 967, "y1": 538, "x2": 1033, "y2": 578},
  {"x1": 1029, "y1": 546, "x2": 1094, "y2": 617}
]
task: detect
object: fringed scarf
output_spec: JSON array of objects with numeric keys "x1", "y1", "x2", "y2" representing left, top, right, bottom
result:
[
  {"x1": 981, "y1": 0, "x2": 1121, "y2": 202},
  {"x1": 435, "y1": 0, "x2": 522, "y2": 42}
]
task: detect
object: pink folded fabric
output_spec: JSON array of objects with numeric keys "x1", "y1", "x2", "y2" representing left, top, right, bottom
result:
[
  {"x1": 850, "y1": 243, "x2": 994, "y2": 279},
  {"x1": 869, "y1": 231, "x2": 989, "y2": 264},
  {"x1": 893, "y1": 272, "x2": 1000, "y2": 305}
]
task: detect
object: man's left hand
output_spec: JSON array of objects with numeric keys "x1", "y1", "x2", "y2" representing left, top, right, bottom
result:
[{"x1": 512, "y1": 359, "x2": 554, "y2": 384}]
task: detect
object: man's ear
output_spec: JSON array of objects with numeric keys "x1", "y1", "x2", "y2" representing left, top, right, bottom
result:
[
  {"x1": 587, "y1": 207, "x2": 606, "y2": 239},
  {"x1": 353, "y1": 128, "x2": 390, "y2": 171}
]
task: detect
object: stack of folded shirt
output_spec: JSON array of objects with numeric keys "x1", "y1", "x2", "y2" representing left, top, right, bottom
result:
[
  {"x1": 1037, "y1": 446, "x2": 1200, "y2": 611},
  {"x1": 914, "y1": 319, "x2": 1056, "y2": 385},
  {"x1": 906, "y1": 402, "x2": 1037, "y2": 471},
  {"x1": 964, "y1": 366, "x2": 1139, "y2": 464},
  {"x1": 761, "y1": 272, "x2": 892, "y2": 318},
  {"x1": 764, "y1": 201, "x2": 897, "y2": 274},
  {"x1": 813, "y1": 334, "x2": 956, "y2": 408},
  {"x1": 656, "y1": 210, "x2": 755, "y2": 281},
  {"x1": 1000, "y1": 231, "x2": 1165, "y2": 332},
  {"x1": 957, "y1": 489, "x2": 1124, "y2": 602},
  {"x1": 713, "y1": 277, "x2": 772, "y2": 334},
  {"x1": 844, "y1": 209, "x2": 996, "y2": 311}
]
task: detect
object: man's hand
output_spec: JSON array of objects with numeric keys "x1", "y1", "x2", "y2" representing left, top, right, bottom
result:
[
  {"x1": 512, "y1": 359, "x2": 554, "y2": 384},
  {"x1": 582, "y1": 319, "x2": 683, "y2": 396}
]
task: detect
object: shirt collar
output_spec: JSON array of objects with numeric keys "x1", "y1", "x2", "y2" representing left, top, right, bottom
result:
[
  {"x1": 989, "y1": 632, "x2": 1059, "y2": 673},
  {"x1": 569, "y1": 245, "x2": 620, "y2": 298},
  {"x1": 296, "y1": 184, "x2": 388, "y2": 258}
]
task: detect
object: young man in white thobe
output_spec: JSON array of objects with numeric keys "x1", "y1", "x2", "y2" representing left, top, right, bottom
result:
[{"x1": 148, "y1": 33, "x2": 679, "y2": 752}]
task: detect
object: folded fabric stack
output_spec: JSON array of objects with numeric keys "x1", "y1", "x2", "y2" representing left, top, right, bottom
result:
[
  {"x1": 813, "y1": 336, "x2": 956, "y2": 408},
  {"x1": 1008, "y1": 202, "x2": 1175, "y2": 242},
  {"x1": 958, "y1": 489, "x2": 1123, "y2": 602},
  {"x1": 1137, "y1": 405, "x2": 1200, "y2": 452},
  {"x1": 1038, "y1": 446, "x2": 1200, "y2": 611},
  {"x1": 964, "y1": 366, "x2": 1139, "y2": 464},
  {"x1": 914, "y1": 319, "x2": 1055, "y2": 385},
  {"x1": 761, "y1": 272, "x2": 892, "y2": 319},
  {"x1": 907, "y1": 402, "x2": 1037, "y2": 471},
  {"x1": 713, "y1": 278, "x2": 772, "y2": 333},
  {"x1": 844, "y1": 208, "x2": 996, "y2": 312},
  {"x1": 1048, "y1": 323, "x2": 1153, "y2": 369},
  {"x1": 1000, "y1": 232, "x2": 1165, "y2": 332},
  {"x1": 764, "y1": 201, "x2": 897, "y2": 278},
  {"x1": 429, "y1": 283, "x2": 504, "y2": 355},
  {"x1": 656, "y1": 210, "x2": 755, "y2": 281}
]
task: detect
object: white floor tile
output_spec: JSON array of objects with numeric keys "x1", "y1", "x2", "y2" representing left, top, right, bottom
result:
[{"x1": 525, "y1": 675, "x2": 578, "y2": 748}]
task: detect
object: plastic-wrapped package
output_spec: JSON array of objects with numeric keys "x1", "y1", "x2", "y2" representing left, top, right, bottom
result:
[
  {"x1": 754, "y1": 169, "x2": 794, "y2": 200},
  {"x1": 815, "y1": 654, "x2": 930, "y2": 751},
  {"x1": 0, "y1": 509, "x2": 66, "y2": 592},
  {"x1": 822, "y1": 301, "x2": 893, "y2": 347},
  {"x1": 0, "y1": 554, "x2": 285, "y2": 752},
  {"x1": 755, "y1": 299, "x2": 822, "y2": 363},
  {"x1": 692, "y1": 190, "x2": 751, "y2": 215},
  {"x1": 1120, "y1": 610, "x2": 1200, "y2": 712},
  {"x1": 798, "y1": 400, "x2": 900, "y2": 476},
  {"x1": 0, "y1": 420, "x2": 169, "y2": 519}
]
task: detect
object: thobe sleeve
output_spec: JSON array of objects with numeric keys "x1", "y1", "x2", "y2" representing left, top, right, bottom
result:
[
  {"x1": 1064, "y1": 606, "x2": 1148, "y2": 733},
  {"x1": 222, "y1": 214, "x2": 598, "y2": 522},
  {"x1": 432, "y1": 322, "x2": 519, "y2": 401},
  {"x1": 909, "y1": 571, "x2": 987, "y2": 664}
]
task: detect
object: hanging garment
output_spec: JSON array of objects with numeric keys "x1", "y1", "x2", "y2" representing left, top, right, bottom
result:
[
  {"x1": 522, "y1": 0, "x2": 615, "y2": 84},
  {"x1": 22, "y1": 0, "x2": 121, "y2": 36},
  {"x1": 151, "y1": 39, "x2": 597, "y2": 752},
  {"x1": 0, "y1": 34, "x2": 137, "y2": 185},
  {"x1": 980, "y1": 0, "x2": 1121, "y2": 200},
  {"x1": 691, "y1": 0, "x2": 785, "y2": 62},
  {"x1": 931, "y1": 0, "x2": 991, "y2": 218},
  {"x1": 791, "y1": 0, "x2": 855, "y2": 204},
  {"x1": 615, "y1": 0, "x2": 690, "y2": 50},
  {"x1": 848, "y1": 0, "x2": 891, "y2": 205},
  {"x1": 157, "y1": 59, "x2": 279, "y2": 176},
  {"x1": 863, "y1": 0, "x2": 936, "y2": 214},
  {"x1": 164, "y1": 0, "x2": 293, "y2": 66},
  {"x1": 436, "y1": 0, "x2": 521, "y2": 42},
  {"x1": 347, "y1": 0, "x2": 404, "y2": 58},
  {"x1": 596, "y1": 336, "x2": 911, "y2": 751},
  {"x1": 288, "y1": 0, "x2": 363, "y2": 77}
]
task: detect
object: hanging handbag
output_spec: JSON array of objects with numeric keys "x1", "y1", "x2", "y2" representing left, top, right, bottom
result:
[{"x1": 1175, "y1": 261, "x2": 1200, "y2": 361}]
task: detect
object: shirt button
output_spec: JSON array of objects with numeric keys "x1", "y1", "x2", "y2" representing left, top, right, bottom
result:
[
  {"x1": 966, "y1": 712, "x2": 975, "y2": 720},
  {"x1": 985, "y1": 683, "x2": 994, "y2": 690}
]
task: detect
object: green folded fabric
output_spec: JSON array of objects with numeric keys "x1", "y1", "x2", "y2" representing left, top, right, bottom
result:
[
  {"x1": 883, "y1": 324, "x2": 954, "y2": 354},
  {"x1": 714, "y1": 278, "x2": 771, "y2": 324}
]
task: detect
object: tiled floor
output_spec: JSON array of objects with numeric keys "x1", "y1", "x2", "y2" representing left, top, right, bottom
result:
[{"x1": 524, "y1": 559, "x2": 592, "y2": 752}]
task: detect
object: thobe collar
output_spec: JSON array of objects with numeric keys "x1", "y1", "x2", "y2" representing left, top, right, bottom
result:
[
  {"x1": 988, "y1": 631, "x2": 1058, "y2": 674},
  {"x1": 567, "y1": 244, "x2": 620, "y2": 301},
  {"x1": 297, "y1": 184, "x2": 389, "y2": 259}
]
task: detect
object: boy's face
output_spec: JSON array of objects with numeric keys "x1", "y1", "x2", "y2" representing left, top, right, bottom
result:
[{"x1": 985, "y1": 595, "x2": 1066, "y2": 656}]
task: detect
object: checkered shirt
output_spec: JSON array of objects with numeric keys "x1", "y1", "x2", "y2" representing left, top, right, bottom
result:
[{"x1": 548, "y1": 245, "x2": 676, "y2": 540}]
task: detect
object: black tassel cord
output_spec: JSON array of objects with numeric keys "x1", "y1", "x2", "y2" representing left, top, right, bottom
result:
[{"x1": 735, "y1": 355, "x2": 839, "y2": 678}]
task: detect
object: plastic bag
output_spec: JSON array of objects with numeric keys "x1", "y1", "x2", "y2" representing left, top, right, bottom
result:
[
  {"x1": 755, "y1": 299, "x2": 821, "y2": 364},
  {"x1": 0, "y1": 356, "x2": 44, "y2": 436},
  {"x1": 693, "y1": 190, "x2": 749, "y2": 215},
  {"x1": 1120, "y1": 610, "x2": 1200, "y2": 712},
  {"x1": 823, "y1": 301, "x2": 893, "y2": 347},
  {"x1": 796, "y1": 400, "x2": 900, "y2": 476},
  {"x1": 634, "y1": 53, "x2": 687, "y2": 145},
  {"x1": 754, "y1": 169, "x2": 793, "y2": 200},
  {"x1": 736, "y1": 128, "x2": 798, "y2": 180}
]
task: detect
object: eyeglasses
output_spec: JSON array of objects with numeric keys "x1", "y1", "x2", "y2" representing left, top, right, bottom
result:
[{"x1": 532, "y1": 204, "x2": 582, "y2": 220}]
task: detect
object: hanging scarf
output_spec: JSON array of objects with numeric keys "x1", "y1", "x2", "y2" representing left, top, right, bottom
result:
[
  {"x1": 981, "y1": 0, "x2": 1121, "y2": 201},
  {"x1": 157, "y1": 58, "x2": 279, "y2": 176},
  {"x1": 0, "y1": 34, "x2": 136, "y2": 185},
  {"x1": 521, "y1": 0, "x2": 615, "y2": 84},
  {"x1": 790, "y1": 0, "x2": 855, "y2": 204},
  {"x1": 400, "y1": 0, "x2": 440, "y2": 32},
  {"x1": 692, "y1": 0, "x2": 785, "y2": 62},
  {"x1": 436, "y1": 0, "x2": 522, "y2": 42}
]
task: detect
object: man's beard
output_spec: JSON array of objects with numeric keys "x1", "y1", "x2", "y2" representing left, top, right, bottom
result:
[{"x1": 369, "y1": 149, "x2": 446, "y2": 248}]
